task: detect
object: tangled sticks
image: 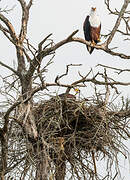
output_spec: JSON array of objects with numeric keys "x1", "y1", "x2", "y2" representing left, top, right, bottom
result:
[{"x1": 31, "y1": 94, "x2": 130, "y2": 179}]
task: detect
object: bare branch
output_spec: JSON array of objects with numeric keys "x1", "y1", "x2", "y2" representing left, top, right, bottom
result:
[
  {"x1": 97, "y1": 64, "x2": 130, "y2": 74},
  {"x1": 3, "y1": 31, "x2": 16, "y2": 45},
  {"x1": 0, "y1": 24, "x2": 9, "y2": 33},
  {"x1": 18, "y1": 0, "x2": 30, "y2": 42},
  {"x1": 112, "y1": 172, "x2": 118, "y2": 180},
  {"x1": 106, "y1": 0, "x2": 130, "y2": 45},
  {"x1": 55, "y1": 63, "x2": 82, "y2": 85},
  {"x1": 72, "y1": 37, "x2": 130, "y2": 59},
  {"x1": 103, "y1": 69, "x2": 110, "y2": 107},
  {"x1": 117, "y1": 29, "x2": 130, "y2": 36},
  {"x1": 0, "y1": 5, "x2": 16, "y2": 14},
  {"x1": 0, "y1": 13, "x2": 18, "y2": 42},
  {"x1": 0, "y1": 60, "x2": 20, "y2": 76},
  {"x1": 27, "y1": 30, "x2": 79, "y2": 78},
  {"x1": 44, "y1": 35, "x2": 130, "y2": 60},
  {"x1": 38, "y1": 33, "x2": 53, "y2": 52},
  {"x1": 26, "y1": 26, "x2": 130, "y2": 80},
  {"x1": 27, "y1": 0, "x2": 33, "y2": 10},
  {"x1": 66, "y1": 29, "x2": 79, "y2": 40},
  {"x1": 17, "y1": 0, "x2": 26, "y2": 10}
]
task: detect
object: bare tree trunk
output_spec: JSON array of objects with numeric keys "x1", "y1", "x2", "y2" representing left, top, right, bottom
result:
[
  {"x1": 55, "y1": 159, "x2": 66, "y2": 180},
  {"x1": 0, "y1": 130, "x2": 8, "y2": 180},
  {"x1": 35, "y1": 147, "x2": 50, "y2": 180}
]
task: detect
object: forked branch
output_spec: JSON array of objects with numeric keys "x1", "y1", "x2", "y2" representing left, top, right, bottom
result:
[{"x1": 18, "y1": 0, "x2": 32, "y2": 42}]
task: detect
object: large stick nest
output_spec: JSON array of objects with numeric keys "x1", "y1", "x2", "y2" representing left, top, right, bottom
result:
[
  {"x1": 31, "y1": 93, "x2": 129, "y2": 176},
  {"x1": 33, "y1": 95, "x2": 109, "y2": 152}
]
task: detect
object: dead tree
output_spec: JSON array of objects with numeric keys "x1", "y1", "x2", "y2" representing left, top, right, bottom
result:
[{"x1": 0, "y1": 0, "x2": 130, "y2": 179}]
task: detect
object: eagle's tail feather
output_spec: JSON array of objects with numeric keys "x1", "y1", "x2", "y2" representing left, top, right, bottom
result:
[{"x1": 86, "y1": 45, "x2": 94, "y2": 54}]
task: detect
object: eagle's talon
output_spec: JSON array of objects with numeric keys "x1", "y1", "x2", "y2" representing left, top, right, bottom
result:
[
  {"x1": 97, "y1": 38, "x2": 101, "y2": 42},
  {"x1": 91, "y1": 41, "x2": 96, "y2": 46}
]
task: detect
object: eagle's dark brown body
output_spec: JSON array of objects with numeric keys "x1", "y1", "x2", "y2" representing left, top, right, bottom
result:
[{"x1": 83, "y1": 8, "x2": 101, "y2": 54}]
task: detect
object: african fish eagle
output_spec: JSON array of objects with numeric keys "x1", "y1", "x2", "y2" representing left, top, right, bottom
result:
[{"x1": 83, "y1": 7, "x2": 101, "y2": 54}]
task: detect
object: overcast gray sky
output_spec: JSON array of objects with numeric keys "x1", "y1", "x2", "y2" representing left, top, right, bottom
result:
[{"x1": 0, "y1": 0, "x2": 130, "y2": 179}]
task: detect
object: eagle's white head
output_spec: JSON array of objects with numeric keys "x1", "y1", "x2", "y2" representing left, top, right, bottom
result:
[
  {"x1": 89, "y1": 7, "x2": 101, "y2": 28},
  {"x1": 90, "y1": 7, "x2": 97, "y2": 14}
]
